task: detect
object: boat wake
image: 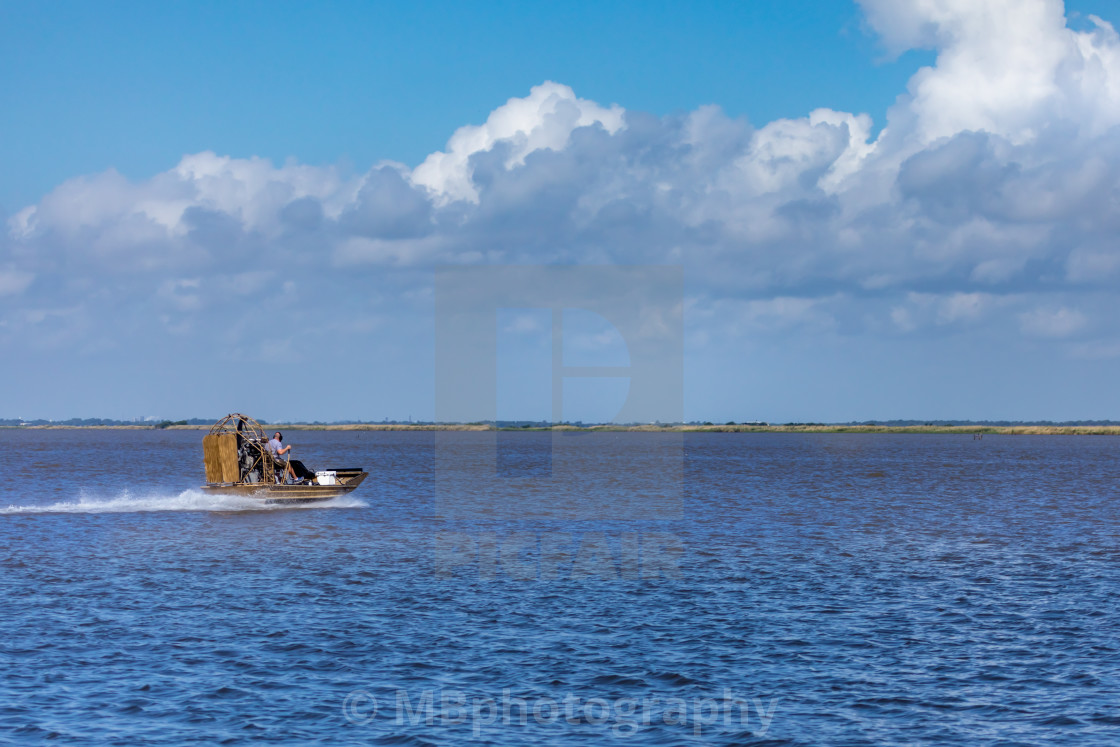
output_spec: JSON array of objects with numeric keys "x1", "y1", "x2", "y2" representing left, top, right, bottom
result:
[{"x1": 0, "y1": 488, "x2": 369, "y2": 514}]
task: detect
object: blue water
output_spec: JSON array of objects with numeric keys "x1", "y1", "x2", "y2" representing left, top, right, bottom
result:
[{"x1": 2, "y1": 429, "x2": 1120, "y2": 745}]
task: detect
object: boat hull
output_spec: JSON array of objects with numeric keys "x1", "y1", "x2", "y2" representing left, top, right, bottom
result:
[{"x1": 201, "y1": 470, "x2": 368, "y2": 504}]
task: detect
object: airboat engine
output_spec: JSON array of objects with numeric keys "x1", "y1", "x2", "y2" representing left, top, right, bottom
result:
[{"x1": 203, "y1": 414, "x2": 272, "y2": 485}]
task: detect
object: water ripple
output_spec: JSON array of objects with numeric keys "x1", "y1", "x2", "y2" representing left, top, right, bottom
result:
[{"x1": 1, "y1": 431, "x2": 1119, "y2": 744}]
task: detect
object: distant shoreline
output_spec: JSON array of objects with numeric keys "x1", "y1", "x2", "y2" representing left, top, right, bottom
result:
[{"x1": 5, "y1": 423, "x2": 1120, "y2": 435}]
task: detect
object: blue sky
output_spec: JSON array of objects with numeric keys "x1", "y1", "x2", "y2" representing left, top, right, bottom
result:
[
  {"x1": 0, "y1": 0, "x2": 936, "y2": 212},
  {"x1": 3, "y1": 0, "x2": 1120, "y2": 423}
]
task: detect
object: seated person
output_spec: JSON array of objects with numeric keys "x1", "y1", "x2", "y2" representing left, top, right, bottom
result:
[{"x1": 267, "y1": 431, "x2": 317, "y2": 484}]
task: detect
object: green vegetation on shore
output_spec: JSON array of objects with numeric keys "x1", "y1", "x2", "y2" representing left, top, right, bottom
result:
[
  {"x1": 6, "y1": 423, "x2": 1120, "y2": 435},
  {"x1": 489, "y1": 424, "x2": 1120, "y2": 435}
]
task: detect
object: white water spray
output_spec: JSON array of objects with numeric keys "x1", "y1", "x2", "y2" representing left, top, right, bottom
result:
[{"x1": 0, "y1": 488, "x2": 368, "y2": 514}]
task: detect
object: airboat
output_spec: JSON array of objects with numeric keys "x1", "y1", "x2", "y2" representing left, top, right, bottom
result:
[{"x1": 200, "y1": 413, "x2": 368, "y2": 503}]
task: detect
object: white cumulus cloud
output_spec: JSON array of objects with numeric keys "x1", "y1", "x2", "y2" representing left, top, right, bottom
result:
[
  {"x1": 4, "y1": 0, "x2": 1120, "y2": 369},
  {"x1": 411, "y1": 81, "x2": 625, "y2": 205},
  {"x1": 862, "y1": 0, "x2": 1120, "y2": 148}
]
